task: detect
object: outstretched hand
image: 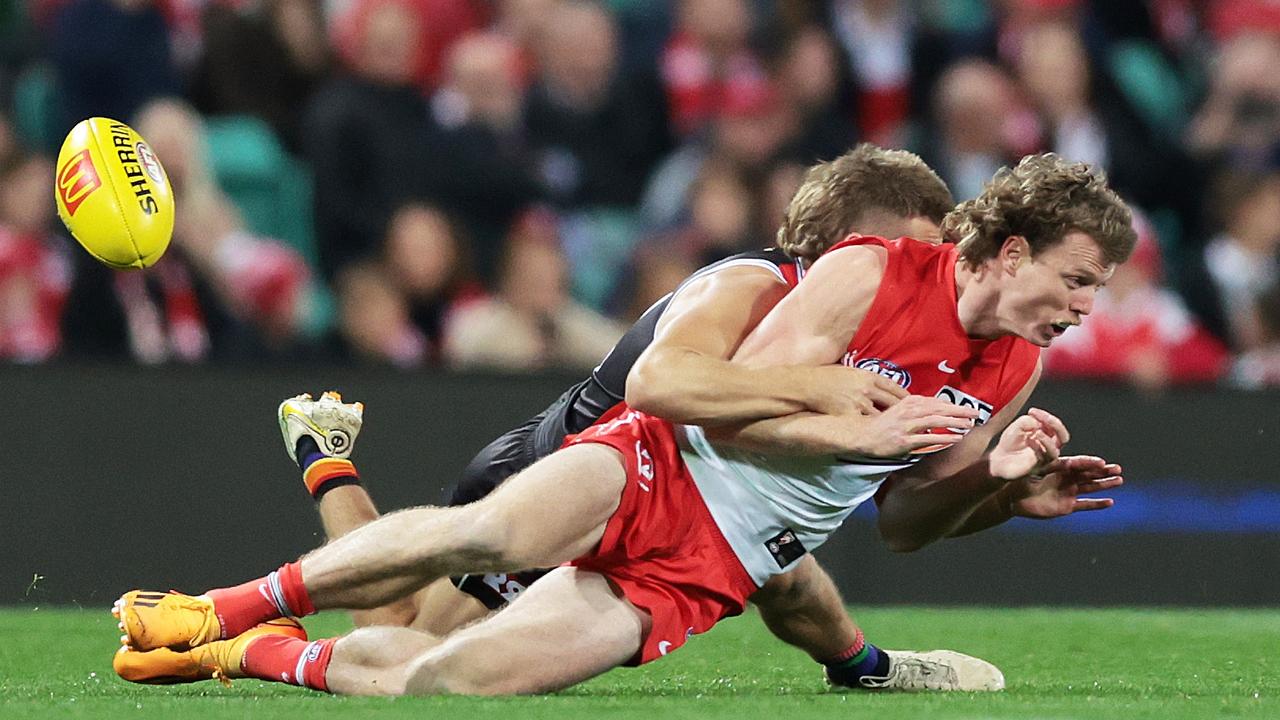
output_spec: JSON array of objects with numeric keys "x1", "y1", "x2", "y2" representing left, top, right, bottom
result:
[
  {"x1": 1006, "y1": 455, "x2": 1124, "y2": 518},
  {"x1": 987, "y1": 408, "x2": 1069, "y2": 480}
]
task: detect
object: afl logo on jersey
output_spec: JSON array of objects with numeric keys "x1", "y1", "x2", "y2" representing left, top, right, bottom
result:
[{"x1": 846, "y1": 355, "x2": 911, "y2": 388}]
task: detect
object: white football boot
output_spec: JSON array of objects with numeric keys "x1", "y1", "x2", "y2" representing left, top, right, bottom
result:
[
  {"x1": 837, "y1": 649, "x2": 1005, "y2": 692},
  {"x1": 277, "y1": 391, "x2": 364, "y2": 463}
]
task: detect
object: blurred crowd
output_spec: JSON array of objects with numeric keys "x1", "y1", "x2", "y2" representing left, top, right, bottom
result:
[{"x1": 2, "y1": 0, "x2": 1280, "y2": 389}]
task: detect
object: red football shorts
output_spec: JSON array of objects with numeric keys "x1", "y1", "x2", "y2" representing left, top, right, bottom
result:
[{"x1": 564, "y1": 408, "x2": 758, "y2": 665}]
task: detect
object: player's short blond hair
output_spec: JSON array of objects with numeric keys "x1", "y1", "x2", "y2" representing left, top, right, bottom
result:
[
  {"x1": 944, "y1": 153, "x2": 1136, "y2": 268},
  {"x1": 777, "y1": 144, "x2": 954, "y2": 262}
]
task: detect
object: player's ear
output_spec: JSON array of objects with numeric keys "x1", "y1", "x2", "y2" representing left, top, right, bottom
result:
[{"x1": 999, "y1": 235, "x2": 1030, "y2": 275}]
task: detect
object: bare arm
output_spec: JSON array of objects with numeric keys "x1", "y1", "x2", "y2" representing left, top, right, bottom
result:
[
  {"x1": 626, "y1": 263, "x2": 906, "y2": 426},
  {"x1": 626, "y1": 267, "x2": 803, "y2": 425},
  {"x1": 875, "y1": 365, "x2": 1045, "y2": 552},
  {"x1": 707, "y1": 245, "x2": 977, "y2": 457},
  {"x1": 732, "y1": 245, "x2": 885, "y2": 368}
]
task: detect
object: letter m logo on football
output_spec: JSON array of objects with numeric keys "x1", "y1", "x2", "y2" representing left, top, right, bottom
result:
[{"x1": 57, "y1": 149, "x2": 102, "y2": 217}]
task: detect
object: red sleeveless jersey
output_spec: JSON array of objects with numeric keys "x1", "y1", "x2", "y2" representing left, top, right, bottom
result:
[{"x1": 826, "y1": 235, "x2": 1041, "y2": 424}]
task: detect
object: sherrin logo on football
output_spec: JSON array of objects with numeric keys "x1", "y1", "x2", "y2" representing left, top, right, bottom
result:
[{"x1": 54, "y1": 117, "x2": 174, "y2": 269}]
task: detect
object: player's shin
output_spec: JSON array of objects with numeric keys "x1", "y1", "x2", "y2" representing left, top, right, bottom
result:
[
  {"x1": 240, "y1": 635, "x2": 337, "y2": 691},
  {"x1": 296, "y1": 504, "x2": 517, "y2": 611},
  {"x1": 204, "y1": 560, "x2": 317, "y2": 638}
]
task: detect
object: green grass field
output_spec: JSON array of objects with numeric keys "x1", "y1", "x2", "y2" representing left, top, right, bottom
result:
[{"x1": 1, "y1": 606, "x2": 1276, "y2": 719}]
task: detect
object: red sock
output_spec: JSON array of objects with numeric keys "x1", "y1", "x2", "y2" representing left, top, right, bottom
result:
[
  {"x1": 242, "y1": 635, "x2": 336, "y2": 692},
  {"x1": 207, "y1": 561, "x2": 316, "y2": 638},
  {"x1": 825, "y1": 628, "x2": 866, "y2": 664}
]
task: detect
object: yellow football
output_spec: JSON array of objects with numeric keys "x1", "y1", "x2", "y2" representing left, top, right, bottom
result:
[{"x1": 54, "y1": 117, "x2": 174, "y2": 269}]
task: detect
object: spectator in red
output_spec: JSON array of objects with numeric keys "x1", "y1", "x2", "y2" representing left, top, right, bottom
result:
[
  {"x1": 660, "y1": 0, "x2": 769, "y2": 138},
  {"x1": 59, "y1": 102, "x2": 270, "y2": 364},
  {"x1": 828, "y1": 0, "x2": 913, "y2": 146},
  {"x1": 1043, "y1": 212, "x2": 1229, "y2": 389},
  {"x1": 0, "y1": 153, "x2": 71, "y2": 362},
  {"x1": 641, "y1": 79, "x2": 793, "y2": 229},
  {"x1": 60, "y1": 237, "x2": 248, "y2": 364}
]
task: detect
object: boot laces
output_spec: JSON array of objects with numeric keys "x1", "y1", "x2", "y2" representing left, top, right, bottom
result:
[{"x1": 858, "y1": 656, "x2": 958, "y2": 690}]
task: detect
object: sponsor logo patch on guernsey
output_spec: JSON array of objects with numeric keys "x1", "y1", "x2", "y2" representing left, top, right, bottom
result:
[{"x1": 764, "y1": 528, "x2": 807, "y2": 569}]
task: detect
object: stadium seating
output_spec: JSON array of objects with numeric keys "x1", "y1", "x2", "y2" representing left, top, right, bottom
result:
[{"x1": 204, "y1": 115, "x2": 318, "y2": 269}]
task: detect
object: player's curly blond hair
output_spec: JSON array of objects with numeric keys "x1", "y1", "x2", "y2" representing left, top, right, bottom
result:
[
  {"x1": 944, "y1": 153, "x2": 1136, "y2": 268},
  {"x1": 777, "y1": 144, "x2": 954, "y2": 262}
]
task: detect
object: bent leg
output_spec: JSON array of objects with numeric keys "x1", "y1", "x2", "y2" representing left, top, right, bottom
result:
[
  {"x1": 403, "y1": 567, "x2": 646, "y2": 695},
  {"x1": 751, "y1": 555, "x2": 858, "y2": 661},
  {"x1": 300, "y1": 444, "x2": 626, "y2": 612}
]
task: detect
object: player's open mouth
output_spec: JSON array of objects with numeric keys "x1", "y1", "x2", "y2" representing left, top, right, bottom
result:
[{"x1": 1049, "y1": 321, "x2": 1072, "y2": 337}]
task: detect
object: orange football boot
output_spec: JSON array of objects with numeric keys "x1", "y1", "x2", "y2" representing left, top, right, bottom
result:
[
  {"x1": 113, "y1": 618, "x2": 307, "y2": 686},
  {"x1": 113, "y1": 590, "x2": 222, "y2": 651}
]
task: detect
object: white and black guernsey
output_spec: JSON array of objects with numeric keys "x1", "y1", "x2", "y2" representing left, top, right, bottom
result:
[{"x1": 526, "y1": 248, "x2": 804, "y2": 458}]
